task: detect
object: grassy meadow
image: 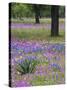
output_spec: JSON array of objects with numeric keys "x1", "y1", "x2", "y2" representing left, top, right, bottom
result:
[{"x1": 11, "y1": 18, "x2": 65, "y2": 87}]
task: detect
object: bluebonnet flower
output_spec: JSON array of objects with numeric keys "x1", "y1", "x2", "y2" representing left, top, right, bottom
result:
[
  {"x1": 23, "y1": 47, "x2": 31, "y2": 53},
  {"x1": 56, "y1": 72, "x2": 58, "y2": 80},
  {"x1": 16, "y1": 55, "x2": 37, "y2": 64},
  {"x1": 16, "y1": 59, "x2": 24, "y2": 64},
  {"x1": 54, "y1": 44, "x2": 65, "y2": 52},
  {"x1": 50, "y1": 63, "x2": 61, "y2": 71},
  {"x1": 25, "y1": 56, "x2": 37, "y2": 61},
  {"x1": 52, "y1": 72, "x2": 59, "y2": 80}
]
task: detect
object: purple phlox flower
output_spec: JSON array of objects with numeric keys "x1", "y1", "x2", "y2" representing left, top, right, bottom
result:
[
  {"x1": 31, "y1": 43, "x2": 42, "y2": 52},
  {"x1": 15, "y1": 80, "x2": 31, "y2": 87},
  {"x1": 60, "y1": 67, "x2": 65, "y2": 73},
  {"x1": 35, "y1": 70, "x2": 47, "y2": 76},
  {"x1": 11, "y1": 58, "x2": 18, "y2": 65},
  {"x1": 43, "y1": 52, "x2": 53, "y2": 61},
  {"x1": 35, "y1": 65, "x2": 47, "y2": 76}
]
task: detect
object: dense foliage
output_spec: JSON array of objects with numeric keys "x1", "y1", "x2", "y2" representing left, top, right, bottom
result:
[{"x1": 10, "y1": 3, "x2": 65, "y2": 19}]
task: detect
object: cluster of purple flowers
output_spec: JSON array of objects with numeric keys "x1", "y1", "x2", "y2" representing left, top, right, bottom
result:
[
  {"x1": 50, "y1": 63, "x2": 61, "y2": 71},
  {"x1": 11, "y1": 41, "x2": 43, "y2": 54},
  {"x1": 15, "y1": 80, "x2": 31, "y2": 87},
  {"x1": 16, "y1": 55, "x2": 37, "y2": 64},
  {"x1": 11, "y1": 40, "x2": 65, "y2": 65},
  {"x1": 47, "y1": 44, "x2": 64, "y2": 52},
  {"x1": 11, "y1": 41, "x2": 65, "y2": 56},
  {"x1": 11, "y1": 39, "x2": 65, "y2": 86}
]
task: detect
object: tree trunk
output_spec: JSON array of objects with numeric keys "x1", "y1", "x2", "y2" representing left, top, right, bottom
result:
[
  {"x1": 33, "y1": 4, "x2": 40, "y2": 24},
  {"x1": 51, "y1": 5, "x2": 59, "y2": 36}
]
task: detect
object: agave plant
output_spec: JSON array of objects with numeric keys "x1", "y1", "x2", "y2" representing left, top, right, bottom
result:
[{"x1": 16, "y1": 59, "x2": 38, "y2": 75}]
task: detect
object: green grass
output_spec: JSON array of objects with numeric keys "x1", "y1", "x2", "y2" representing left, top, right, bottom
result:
[
  {"x1": 30, "y1": 75, "x2": 57, "y2": 86},
  {"x1": 11, "y1": 29, "x2": 65, "y2": 43},
  {"x1": 11, "y1": 18, "x2": 65, "y2": 24}
]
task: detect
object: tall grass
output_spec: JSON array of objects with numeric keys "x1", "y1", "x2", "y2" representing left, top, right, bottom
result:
[{"x1": 11, "y1": 29, "x2": 65, "y2": 43}]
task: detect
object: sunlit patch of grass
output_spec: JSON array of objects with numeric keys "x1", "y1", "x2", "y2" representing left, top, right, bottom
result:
[
  {"x1": 11, "y1": 18, "x2": 65, "y2": 24},
  {"x1": 30, "y1": 75, "x2": 56, "y2": 86},
  {"x1": 11, "y1": 29, "x2": 65, "y2": 43},
  {"x1": 30, "y1": 71, "x2": 65, "y2": 86}
]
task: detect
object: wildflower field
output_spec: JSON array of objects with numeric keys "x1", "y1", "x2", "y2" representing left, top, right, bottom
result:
[{"x1": 10, "y1": 18, "x2": 65, "y2": 87}]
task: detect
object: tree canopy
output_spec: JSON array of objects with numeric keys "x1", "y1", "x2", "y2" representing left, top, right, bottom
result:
[{"x1": 10, "y1": 3, "x2": 65, "y2": 19}]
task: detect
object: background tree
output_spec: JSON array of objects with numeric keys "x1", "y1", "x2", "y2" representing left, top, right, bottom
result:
[
  {"x1": 59, "y1": 6, "x2": 65, "y2": 18},
  {"x1": 33, "y1": 4, "x2": 40, "y2": 23},
  {"x1": 51, "y1": 5, "x2": 59, "y2": 36},
  {"x1": 10, "y1": 3, "x2": 65, "y2": 19}
]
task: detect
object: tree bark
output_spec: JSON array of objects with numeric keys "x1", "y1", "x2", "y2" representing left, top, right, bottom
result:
[
  {"x1": 33, "y1": 4, "x2": 40, "y2": 24},
  {"x1": 51, "y1": 5, "x2": 59, "y2": 36}
]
